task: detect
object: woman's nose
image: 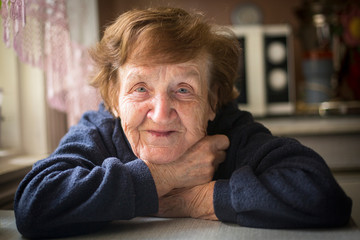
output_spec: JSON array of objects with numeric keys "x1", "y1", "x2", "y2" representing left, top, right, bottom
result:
[{"x1": 147, "y1": 93, "x2": 176, "y2": 124}]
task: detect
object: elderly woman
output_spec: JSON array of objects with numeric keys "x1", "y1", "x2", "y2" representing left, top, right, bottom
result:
[{"x1": 14, "y1": 7, "x2": 351, "y2": 238}]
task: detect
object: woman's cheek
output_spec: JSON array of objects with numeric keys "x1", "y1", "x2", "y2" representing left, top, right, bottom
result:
[
  {"x1": 121, "y1": 105, "x2": 143, "y2": 127},
  {"x1": 119, "y1": 97, "x2": 142, "y2": 118},
  {"x1": 183, "y1": 101, "x2": 210, "y2": 126}
]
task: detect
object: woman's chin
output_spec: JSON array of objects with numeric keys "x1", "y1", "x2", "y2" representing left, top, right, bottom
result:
[{"x1": 138, "y1": 147, "x2": 183, "y2": 165}]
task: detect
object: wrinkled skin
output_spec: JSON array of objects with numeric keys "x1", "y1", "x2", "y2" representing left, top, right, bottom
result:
[
  {"x1": 115, "y1": 56, "x2": 229, "y2": 219},
  {"x1": 116, "y1": 58, "x2": 215, "y2": 164}
]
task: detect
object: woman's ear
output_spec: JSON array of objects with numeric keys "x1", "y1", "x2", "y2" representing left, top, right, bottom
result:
[
  {"x1": 112, "y1": 95, "x2": 122, "y2": 118},
  {"x1": 109, "y1": 77, "x2": 121, "y2": 118},
  {"x1": 208, "y1": 108, "x2": 216, "y2": 121},
  {"x1": 208, "y1": 85, "x2": 218, "y2": 121},
  {"x1": 112, "y1": 107, "x2": 120, "y2": 118}
]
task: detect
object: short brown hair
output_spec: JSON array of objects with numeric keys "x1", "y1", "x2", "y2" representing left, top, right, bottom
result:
[{"x1": 89, "y1": 7, "x2": 240, "y2": 115}]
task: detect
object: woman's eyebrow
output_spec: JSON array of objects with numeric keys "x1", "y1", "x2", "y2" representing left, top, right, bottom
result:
[
  {"x1": 172, "y1": 67, "x2": 201, "y2": 80},
  {"x1": 123, "y1": 68, "x2": 148, "y2": 82},
  {"x1": 185, "y1": 69, "x2": 201, "y2": 78}
]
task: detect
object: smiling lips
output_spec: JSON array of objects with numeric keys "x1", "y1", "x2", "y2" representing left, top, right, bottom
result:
[
  {"x1": 144, "y1": 129, "x2": 180, "y2": 146},
  {"x1": 147, "y1": 130, "x2": 176, "y2": 137}
]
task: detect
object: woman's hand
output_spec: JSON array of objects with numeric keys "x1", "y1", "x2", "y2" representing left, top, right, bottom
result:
[
  {"x1": 144, "y1": 134, "x2": 229, "y2": 197},
  {"x1": 155, "y1": 181, "x2": 218, "y2": 220}
]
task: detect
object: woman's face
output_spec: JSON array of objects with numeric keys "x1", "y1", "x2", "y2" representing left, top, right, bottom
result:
[{"x1": 116, "y1": 57, "x2": 215, "y2": 164}]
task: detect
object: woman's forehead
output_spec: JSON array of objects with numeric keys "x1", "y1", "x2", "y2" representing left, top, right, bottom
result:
[
  {"x1": 124, "y1": 53, "x2": 209, "y2": 75},
  {"x1": 120, "y1": 61, "x2": 205, "y2": 82}
]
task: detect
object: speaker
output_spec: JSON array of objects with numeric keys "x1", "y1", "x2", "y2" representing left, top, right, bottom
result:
[{"x1": 230, "y1": 25, "x2": 295, "y2": 117}]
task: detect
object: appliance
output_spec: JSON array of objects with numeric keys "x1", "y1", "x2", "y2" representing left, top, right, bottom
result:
[{"x1": 229, "y1": 25, "x2": 295, "y2": 117}]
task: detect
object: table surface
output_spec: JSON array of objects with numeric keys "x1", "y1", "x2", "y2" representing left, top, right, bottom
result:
[{"x1": 1, "y1": 210, "x2": 360, "y2": 240}]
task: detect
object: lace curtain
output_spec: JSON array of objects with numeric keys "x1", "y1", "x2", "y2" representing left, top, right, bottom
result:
[{"x1": 1, "y1": 0, "x2": 101, "y2": 126}]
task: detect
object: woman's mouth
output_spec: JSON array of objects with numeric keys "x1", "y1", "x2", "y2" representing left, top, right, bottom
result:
[{"x1": 147, "y1": 130, "x2": 175, "y2": 137}]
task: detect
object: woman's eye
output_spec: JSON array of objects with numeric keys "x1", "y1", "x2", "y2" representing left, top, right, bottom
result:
[
  {"x1": 177, "y1": 88, "x2": 189, "y2": 94},
  {"x1": 135, "y1": 86, "x2": 147, "y2": 92}
]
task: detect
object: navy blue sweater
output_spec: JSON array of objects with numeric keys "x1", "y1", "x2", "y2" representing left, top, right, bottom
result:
[{"x1": 14, "y1": 103, "x2": 352, "y2": 238}]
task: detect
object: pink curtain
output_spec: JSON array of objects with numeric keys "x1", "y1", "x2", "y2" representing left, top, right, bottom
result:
[{"x1": 1, "y1": 0, "x2": 101, "y2": 127}]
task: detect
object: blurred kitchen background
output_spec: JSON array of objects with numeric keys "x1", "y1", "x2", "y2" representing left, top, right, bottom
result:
[{"x1": 0, "y1": 0, "x2": 359, "y2": 225}]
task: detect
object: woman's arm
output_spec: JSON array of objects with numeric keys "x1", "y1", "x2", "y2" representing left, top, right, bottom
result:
[
  {"x1": 213, "y1": 122, "x2": 352, "y2": 228},
  {"x1": 14, "y1": 112, "x2": 159, "y2": 238},
  {"x1": 156, "y1": 181, "x2": 217, "y2": 220}
]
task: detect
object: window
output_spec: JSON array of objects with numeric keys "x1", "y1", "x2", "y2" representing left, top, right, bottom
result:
[{"x1": 0, "y1": 13, "x2": 70, "y2": 161}]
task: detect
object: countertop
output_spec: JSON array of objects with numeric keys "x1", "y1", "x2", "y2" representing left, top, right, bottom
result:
[{"x1": 1, "y1": 210, "x2": 359, "y2": 240}]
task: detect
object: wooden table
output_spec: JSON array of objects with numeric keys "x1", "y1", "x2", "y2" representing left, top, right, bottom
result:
[{"x1": 1, "y1": 210, "x2": 360, "y2": 240}]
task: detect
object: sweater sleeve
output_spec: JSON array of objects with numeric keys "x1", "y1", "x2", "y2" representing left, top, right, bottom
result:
[
  {"x1": 14, "y1": 111, "x2": 159, "y2": 238},
  {"x1": 213, "y1": 121, "x2": 352, "y2": 228}
]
